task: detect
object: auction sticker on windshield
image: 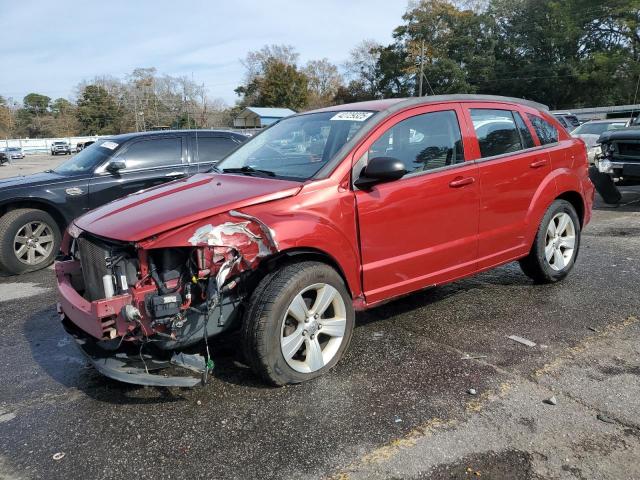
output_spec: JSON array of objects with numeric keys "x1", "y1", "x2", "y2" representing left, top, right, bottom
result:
[
  {"x1": 100, "y1": 141, "x2": 119, "y2": 150},
  {"x1": 330, "y1": 111, "x2": 374, "y2": 122}
]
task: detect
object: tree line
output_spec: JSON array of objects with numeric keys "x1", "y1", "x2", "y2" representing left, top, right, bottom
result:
[{"x1": 1, "y1": 0, "x2": 638, "y2": 139}]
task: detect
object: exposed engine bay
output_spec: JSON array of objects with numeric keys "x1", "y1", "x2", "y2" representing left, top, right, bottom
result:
[{"x1": 56, "y1": 210, "x2": 278, "y2": 387}]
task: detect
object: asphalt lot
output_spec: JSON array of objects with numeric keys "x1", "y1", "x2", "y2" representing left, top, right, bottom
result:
[
  {"x1": 0, "y1": 158, "x2": 639, "y2": 479},
  {"x1": 0, "y1": 154, "x2": 68, "y2": 179}
]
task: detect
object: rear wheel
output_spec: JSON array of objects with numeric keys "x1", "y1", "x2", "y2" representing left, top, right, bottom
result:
[
  {"x1": 0, "y1": 209, "x2": 61, "y2": 275},
  {"x1": 242, "y1": 261, "x2": 355, "y2": 385},
  {"x1": 519, "y1": 200, "x2": 581, "y2": 283}
]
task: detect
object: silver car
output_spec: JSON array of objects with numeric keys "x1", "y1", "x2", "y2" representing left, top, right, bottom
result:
[
  {"x1": 5, "y1": 147, "x2": 25, "y2": 160},
  {"x1": 571, "y1": 119, "x2": 628, "y2": 164}
]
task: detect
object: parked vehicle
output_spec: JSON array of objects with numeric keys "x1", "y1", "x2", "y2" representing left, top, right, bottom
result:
[
  {"x1": 5, "y1": 147, "x2": 25, "y2": 160},
  {"x1": 0, "y1": 151, "x2": 8, "y2": 165},
  {"x1": 51, "y1": 141, "x2": 71, "y2": 155},
  {"x1": 553, "y1": 112, "x2": 581, "y2": 130},
  {"x1": 571, "y1": 119, "x2": 628, "y2": 164},
  {"x1": 76, "y1": 141, "x2": 95, "y2": 152},
  {"x1": 55, "y1": 95, "x2": 594, "y2": 387},
  {"x1": 590, "y1": 126, "x2": 640, "y2": 204},
  {"x1": 0, "y1": 130, "x2": 246, "y2": 274}
]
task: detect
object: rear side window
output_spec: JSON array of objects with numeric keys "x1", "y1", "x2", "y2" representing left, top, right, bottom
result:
[
  {"x1": 193, "y1": 136, "x2": 239, "y2": 163},
  {"x1": 513, "y1": 111, "x2": 535, "y2": 148},
  {"x1": 118, "y1": 137, "x2": 183, "y2": 170},
  {"x1": 368, "y1": 110, "x2": 464, "y2": 174},
  {"x1": 527, "y1": 114, "x2": 558, "y2": 145},
  {"x1": 470, "y1": 109, "x2": 523, "y2": 158}
]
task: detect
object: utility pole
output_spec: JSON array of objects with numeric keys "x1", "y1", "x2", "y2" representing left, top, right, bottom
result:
[{"x1": 418, "y1": 40, "x2": 425, "y2": 97}]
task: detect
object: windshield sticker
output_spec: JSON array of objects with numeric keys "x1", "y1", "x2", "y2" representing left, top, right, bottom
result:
[
  {"x1": 330, "y1": 111, "x2": 374, "y2": 122},
  {"x1": 100, "y1": 141, "x2": 119, "y2": 150}
]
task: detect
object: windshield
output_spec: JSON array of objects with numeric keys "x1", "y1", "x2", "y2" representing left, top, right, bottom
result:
[
  {"x1": 572, "y1": 122, "x2": 627, "y2": 136},
  {"x1": 216, "y1": 111, "x2": 376, "y2": 180},
  {"x1": 54, "y1": 141, "x2": 114, "y2": 174}
]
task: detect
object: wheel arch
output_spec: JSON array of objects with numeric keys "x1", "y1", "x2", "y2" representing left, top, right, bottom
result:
[
  {"x1": 555, "y1": 190, "x2": 585, "y2": 227},
  {"x1": 0, "y1": 199, "x2": 67, "y2": 233},
  {"x1": 262, "y1": 247, "x2": 354, "y2": 298}
]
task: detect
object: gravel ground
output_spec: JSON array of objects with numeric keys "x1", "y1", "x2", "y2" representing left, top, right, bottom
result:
[{"x1": 0, "y1": 185, "x2": 638, "y2": 480}]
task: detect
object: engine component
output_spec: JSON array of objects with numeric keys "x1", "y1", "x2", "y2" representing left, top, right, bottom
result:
[{"x1": 149, "y1": 293, "x2": 182, "y2": 318}]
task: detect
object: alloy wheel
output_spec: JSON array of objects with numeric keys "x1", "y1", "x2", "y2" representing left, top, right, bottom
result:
[
  {"x1": 13, "y1": 221, "x2": 55, "y2": 265},
  {"x1": 280, "y1": 282, "x2": 347, "y2": 373},
  {"x1": 545, "y1": 212, "x2": 576, "y2": 271}
]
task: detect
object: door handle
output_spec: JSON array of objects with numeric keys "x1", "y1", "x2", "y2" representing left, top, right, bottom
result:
[
  {"x1": 449, "y1": 176, "x2": 475, "y2": 188},
  {"x1": 165, "y1": 171, "x2": 185, "y2": 177},
  {"x1": 529, "y1": 159, "x2": 548, "y2": 169}
]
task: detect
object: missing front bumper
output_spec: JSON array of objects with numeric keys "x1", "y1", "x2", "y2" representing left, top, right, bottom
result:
[{"x1": 61, "y1": 318, "x2": 207, "y2": 387}]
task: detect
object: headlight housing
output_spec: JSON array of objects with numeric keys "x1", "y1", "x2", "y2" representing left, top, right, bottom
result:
[{"x1": 597, "y1": 158, "x2": 613, "y2": 173}]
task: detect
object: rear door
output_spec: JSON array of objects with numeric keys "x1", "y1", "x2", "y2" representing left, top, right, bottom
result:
[
  {"x1": 461, "y1": 104, "x2": 551, "y2": 268},
  {"x1": 187, "y1": 133, "x2": 244, "y2": 175},
  {"x1": 88, "y1": 134, "x2": 187, "y2": 209},
  {"x1": 354, "y1": 104, "x2": 480, "y2": 304}
]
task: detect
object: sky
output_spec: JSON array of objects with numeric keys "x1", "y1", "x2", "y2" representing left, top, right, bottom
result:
[{"x1": 0, "y1": 0, "x2": 409, "y2": 106}]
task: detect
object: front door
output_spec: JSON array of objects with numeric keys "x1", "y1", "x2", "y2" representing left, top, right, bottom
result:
[
  {"x1": 88, "y1": 135, "x2": 187, "y2": 209},
  {"x1": 354, "y1": 105, "x2": 480, "y2": 305}
]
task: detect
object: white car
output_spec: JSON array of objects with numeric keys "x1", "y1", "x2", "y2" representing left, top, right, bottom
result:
[{"x1": 571, "y1": 119, "x2": 628, "y2": 164}]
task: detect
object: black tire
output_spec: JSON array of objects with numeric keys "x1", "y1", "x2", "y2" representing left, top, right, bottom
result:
[
  {"x1": 589, "y1": 166, "x2": 621, "y2": 205},
  {"x1": 0, "y1": 209, "x2": 61, "y2": 275},
  {"x1": 519, "y1": 200, "x2": 581, "y2": 283},
  {"x1": 241, "y1": 261, "x2": 355, "y2": 386}
]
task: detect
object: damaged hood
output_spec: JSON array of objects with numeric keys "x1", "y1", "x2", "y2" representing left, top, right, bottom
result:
[{"x1": 75, "y1": 173, "x2": 302, "y2": 242}]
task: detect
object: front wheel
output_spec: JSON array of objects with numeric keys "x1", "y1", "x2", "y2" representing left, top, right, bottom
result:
[
  {"x1": 519, "y1": 199, "x2": 581, "y2": 283},
  {"x1": 0, "y1": 209, "x2": 61, "y2": 274},
  {"x1": 242, "y1": 261, "x2": 355, "y2": 385}
]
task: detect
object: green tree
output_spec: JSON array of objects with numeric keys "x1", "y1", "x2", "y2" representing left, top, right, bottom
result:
[
  {"x1": 76, "y1": 85, "x2": 123, "y2": 135},
  {"x1": 254, "y1": 60, "x2": 309, "y2": 110},
  {"x1": 23, "y1": 93, "x2": 51, "y2": 115}
]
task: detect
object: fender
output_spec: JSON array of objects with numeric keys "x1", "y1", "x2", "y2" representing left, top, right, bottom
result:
[{"x1": 523, "y1": 168, "x2": 584, "y2": 246}]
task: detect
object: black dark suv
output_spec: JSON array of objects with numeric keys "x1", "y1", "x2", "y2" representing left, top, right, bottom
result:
[{"x1": 0, "y1": 129, "x2": 246, "y2": 274}]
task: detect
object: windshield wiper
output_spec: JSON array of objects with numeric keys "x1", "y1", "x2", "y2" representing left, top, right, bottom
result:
[
  {"x1": 222, "y1": 166, "x2": 276, "y2": 177},
  {"x1": 207, "y1": 164, "x2": 222, "y2": 173}
]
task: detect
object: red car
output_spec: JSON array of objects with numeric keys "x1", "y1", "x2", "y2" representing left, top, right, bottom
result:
[{"x1": 55, "y1": 95, "x2": 594, "y2": 387}]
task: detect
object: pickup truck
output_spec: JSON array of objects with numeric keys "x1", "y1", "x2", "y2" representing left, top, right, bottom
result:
[
  {"x1": 591, "y1": 125, "x2": 640, "y2": 204},
  {"x1": 51, "y1": 141, "x2": 71, "y2": 155}
]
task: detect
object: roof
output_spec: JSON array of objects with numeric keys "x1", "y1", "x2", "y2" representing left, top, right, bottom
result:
[
  {"x1": 305, "y1": 95, "x2": 549, "y2": 115},
  {"x1": 101, "y1": 129, "x2": 244, "y2": 143},
  {"x1": 237, "y1": 107, "x2": 296, "y2": 119}
]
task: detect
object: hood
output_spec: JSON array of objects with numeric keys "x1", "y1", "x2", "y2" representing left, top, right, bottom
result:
[
  {"x1": 0, "y1": 171, "x2": 71, "y2": 191},
  {"x1": 75, "y1": 173, "x2": 302, "y2": 242},
  {"x1": 598, "y1": 127, "x2": 640, "y2": 143},
  {"x1": 573, "y1": 133, "x2": 600, "y2": 148}
]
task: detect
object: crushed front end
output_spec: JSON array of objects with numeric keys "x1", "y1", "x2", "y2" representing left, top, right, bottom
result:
[{"x1": 55, "y1": 210, "x2": 278, "y2": 387}]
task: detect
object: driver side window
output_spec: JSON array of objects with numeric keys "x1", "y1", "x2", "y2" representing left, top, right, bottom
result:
[{"x1": 368, "y1": 110, "x2": 465, "y2": 175}]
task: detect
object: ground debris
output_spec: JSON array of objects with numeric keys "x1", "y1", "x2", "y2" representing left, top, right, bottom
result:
[
  {"x1": 544, "y1": 395, "x2": 557, "y2": 406},
  {"x1": 467, "y1": 388, "x2": 477, "y2": 395},
  {"x1": 597, "y1": 413, "x2": 617, "y2": 424},
  {"x1": 52, "y1": 452, "x2": 65, "y2": 461},
  {"x1": 508, "y1": 335, "x2": 536, "y2": 347},
  {"x1": 461, "y1": 354, "x2": 487, "y2": 360}
]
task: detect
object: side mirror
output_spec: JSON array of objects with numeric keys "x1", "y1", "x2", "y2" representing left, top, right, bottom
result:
[
  {"x1": 106, "y1": 160, "x2": 126, "y2": 173},
  {"x1": 354, "y1": 156, "x2": 406, "y2": 189}
]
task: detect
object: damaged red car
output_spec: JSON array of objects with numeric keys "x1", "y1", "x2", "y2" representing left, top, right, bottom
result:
[{"x1": 55, "y1": 95, "x2": 594, "y2": 387}]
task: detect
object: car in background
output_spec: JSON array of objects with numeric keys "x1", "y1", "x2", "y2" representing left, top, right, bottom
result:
[
  {"x1": 51, "y1": 141, "x2": 71, "y2": 155},
  {"x1": 571, "y1": 119, "x2": 628, "y2": 164},
  {"x1": 553, "y1": 112, "x2": 581, "y2": 130},
  {"x1": 5, "y1": 147, "x2": 25, "y2": 160},
  {"x1": 0, "y1": 151, "x2": 8, "y2": 165},
  {"x1": 0, "y1": 129, "x2": 246, "y2": 274},
  {"x1": 76, "y1": 141, "x2": 95, "y2": 152}
]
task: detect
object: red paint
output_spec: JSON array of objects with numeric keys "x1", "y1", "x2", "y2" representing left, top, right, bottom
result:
[{"x1": 59, "y1": 97, "x2": 593, "y2": 332}]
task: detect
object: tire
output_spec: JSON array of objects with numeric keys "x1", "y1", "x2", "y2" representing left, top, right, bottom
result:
[
  {"x1": 241, "y1": 261, "x2": 355, "y2": 386},
  {"x1": 0, "y1": 209, "x2": 61, "y2": 275},
  {"x1": 589, "y1": 166, "x2": 621, "y2": 204},
  {"x1": 519, "y1": 199, "x2": 581, "y2": 283}
]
